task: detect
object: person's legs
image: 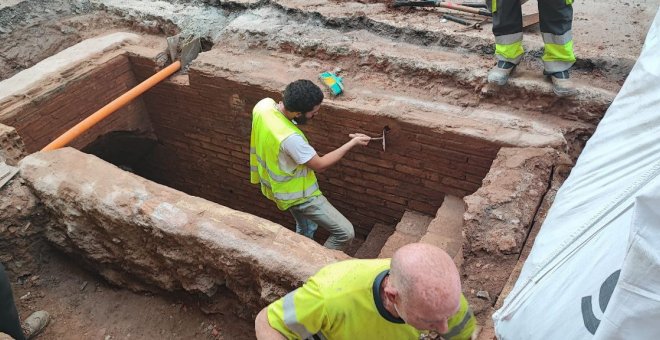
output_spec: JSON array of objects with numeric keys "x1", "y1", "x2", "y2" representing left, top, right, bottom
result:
[
  {"x1": 290, "y1": 206, "x2": 319, "y2": 239},
  {"x1": 488, "y1": 0, "x2": 524, "y2": 85},
  {"x1": 289, "y1": 196, "x2": 354, "y2": 250},
  {"x1": 0, "y1": 264, "x2": 26, "y2": 340},
  {"x1": 539, "y1": 0, "x2": 576, "y2": 96}
]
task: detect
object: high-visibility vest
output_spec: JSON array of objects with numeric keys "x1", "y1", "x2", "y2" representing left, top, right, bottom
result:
[
  {"x1": 250, "y1": 98, "x2": 322, "y2": 210},
  {"x1": 267, "y1": 259, "x2": 476, "y2": 340}
]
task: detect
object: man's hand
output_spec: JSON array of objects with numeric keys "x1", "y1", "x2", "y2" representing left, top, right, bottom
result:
[{"x1": 348, "y1": 133, "x2": 372, "y2": 146}]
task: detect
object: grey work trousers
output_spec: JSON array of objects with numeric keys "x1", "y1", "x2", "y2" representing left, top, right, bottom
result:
[
  {"x1": 288, "y1": 195, "x2": 355, "y2": 250},
  {"x1": 493, "y1": 0, "x2": 573, "y2": 37}
]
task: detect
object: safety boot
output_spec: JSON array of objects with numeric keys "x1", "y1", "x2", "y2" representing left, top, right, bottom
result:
[
  {"x1": 548, "y1": 70, "x2": 578, "y2": 97},
  {"x1": 21, "y1": 311, "x2": 49, "y2": 339},
  {"x1": 487, "y1": 61, "x2": 517, "y2": 86}
]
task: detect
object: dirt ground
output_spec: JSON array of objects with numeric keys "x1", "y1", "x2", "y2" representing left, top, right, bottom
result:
[{"x1": 11, "y1": 248, "x2": 254, "y2": 340}]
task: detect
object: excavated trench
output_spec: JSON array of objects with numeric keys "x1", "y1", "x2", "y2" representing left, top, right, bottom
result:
[
  {"x1": 2, "y1": 0, "x2": 649, "y2": 337},
  {"x1": 9, "y1": 46, "x2": 500, "y2": 246},
  {"x1": 0, "y1": 41, "x2": 568, "y2": 332}
]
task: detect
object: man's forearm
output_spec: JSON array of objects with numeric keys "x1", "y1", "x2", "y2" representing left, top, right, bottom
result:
[
  {"x1": 318, "y1": 140, "x2": 355, "y2": 170},
  {"x1": 306, "y1": 140, "x2": 356, "y2": 172}
]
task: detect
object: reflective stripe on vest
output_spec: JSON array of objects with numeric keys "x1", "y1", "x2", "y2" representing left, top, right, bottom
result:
[
  {"x1": 249, "y1": 98, "x2": 322, "y2": 210},
  {"x1": 442, "y1": 294, "x2": 477, "y2": 340},
  {"x1": 250, "y1": 148, "x2": 309, "y2": 182}
]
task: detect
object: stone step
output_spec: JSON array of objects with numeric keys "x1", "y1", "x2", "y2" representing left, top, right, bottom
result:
[
  {"x1": 354, "y1": 223, "x2": 395, "y2": 259},
  {"x1": 378, "y1": 211, "x2": 433, "y2": 258},
  {"x1": 420, "y1": 195, "x2": 465, "y2": 267}
]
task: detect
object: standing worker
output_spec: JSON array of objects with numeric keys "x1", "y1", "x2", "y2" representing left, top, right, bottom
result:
[
  {"x1": 249, "y1": 79, "x2": 371, "y2": 250},
  {"x1": 487, "y1": 0, "x2": 577, "y2": 96},
  {"x1": 254, "y1": 243, "x2": 477, "y2": 339}
]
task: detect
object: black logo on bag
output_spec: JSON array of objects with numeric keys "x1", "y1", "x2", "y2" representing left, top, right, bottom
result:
[{"x1": 581, "y1": 269, "x2": 621, "y2": 334}]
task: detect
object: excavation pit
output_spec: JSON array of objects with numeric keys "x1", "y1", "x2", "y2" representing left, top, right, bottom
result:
[
  {"x1": 0, "y1": 32, "x2": 582, "y2": 336},
  {"x1": 1, "y1": 0, "x2": 643, "y2": 332}
]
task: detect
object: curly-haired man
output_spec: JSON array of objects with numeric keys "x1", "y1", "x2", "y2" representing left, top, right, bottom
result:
[{"x1": 249, "y1": 79, "x2": 371, "y2": 250}]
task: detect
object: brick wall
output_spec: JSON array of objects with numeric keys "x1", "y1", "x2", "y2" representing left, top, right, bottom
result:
[
  {"x1": 132, "y1": 57, "x2": 500, "y2": 239},
  {"x1": 0, "y1": 55, "x2": 152, "y2": 152}
]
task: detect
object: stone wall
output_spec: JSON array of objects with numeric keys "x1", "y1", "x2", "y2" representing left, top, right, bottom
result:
[
  {"x1": 0, "y1": 124, "x2": 27, "y2": 165},
  {"x1": 461, "y1": 147, "x2": 560, "y2": 319},
  {"x1": 129, "y1": 54, "x2": 500, "y2": 238},
  {"x1": 0, "y1": 124, "x2": 45, "y2": 278},
  {"x1": 19, "y1": 148, "x2": 347, "y2": 313},
  {"x1": 0, "y1": 178, "x2": 47, "y2": 279}
]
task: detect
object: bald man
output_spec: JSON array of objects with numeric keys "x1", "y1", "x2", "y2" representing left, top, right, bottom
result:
[{"x1": 255, "y1": 243, "x2": 476, "y2": 340}]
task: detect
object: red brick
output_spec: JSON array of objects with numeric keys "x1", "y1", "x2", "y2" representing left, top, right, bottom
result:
[
  {"x1": 351, "y1": 153, "x2": 395, "y2": 169},
  {"x1": 468, "y1": 155, "x2": 494, "y2": 168},
  {"x1": 362, "y1": 173, "x2": 400, "y2": 187},
  {"x1": 441, "y1": 177, "x2": 481, "y2": 192}
]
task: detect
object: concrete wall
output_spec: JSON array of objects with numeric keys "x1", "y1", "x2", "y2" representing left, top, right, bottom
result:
[
  {"x1": 0, "y1": 55, "x2": 152, "y2": 152},
  {"x1": 19, "y1": 148, "x2": 347, "y2": 313},
  {"x1": 130, "y1": 55, "x2": 500, "y2": 238}
]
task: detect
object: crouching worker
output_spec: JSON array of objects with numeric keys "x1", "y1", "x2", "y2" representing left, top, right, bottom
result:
[{"x1": 255, "y1": 243, "x2": 477, "y2": 340}]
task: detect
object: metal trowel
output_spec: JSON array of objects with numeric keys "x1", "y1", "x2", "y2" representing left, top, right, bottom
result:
[{"x1": 351, "y1": 126, "x2": 390, "y2": 151}]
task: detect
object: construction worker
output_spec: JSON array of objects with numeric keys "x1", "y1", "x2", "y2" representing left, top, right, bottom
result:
[
  {"x1": 487, "y1": 0, "x2": 577, "y2": 96},
  {"x1": 249, "y1": 79, "x2": 371, "y2": 250},
  {"x1": 0, "y1": 264, "x2": 49, "y2": 340},
  {"x1": 255, "y1": 243, "x2": 477, "y2": 340}
]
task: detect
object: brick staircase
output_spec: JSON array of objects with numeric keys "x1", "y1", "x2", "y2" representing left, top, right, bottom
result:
[
  {"x1": 355, "y1": 195, "x2": 465, "y2": 265},
  {"x1": 377, "y1": 211, "x2": 433, "y2": 258},
  {"x1": 419, "y1": 195, "x2": 465, "y2": 268}
]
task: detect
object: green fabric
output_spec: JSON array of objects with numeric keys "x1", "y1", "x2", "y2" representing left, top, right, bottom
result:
[
  {"x1": 542, "y1": 40, "x2": 576, "y2": 63},
  {"x1": 250, "y1": 98, "x2": 321, "y2": 210},
  {"x1": 267, "y1": 259, "x2": 476, "y2": 340},
  {"x1": 491, "y1": 0, "x2": 497, "y2": 13},
  {"x1": 495, "y1": 41, "x2": 524, "y2": 61},
  {"x1": 566, "y1": 0, "x2": 573, "y2": 5}
]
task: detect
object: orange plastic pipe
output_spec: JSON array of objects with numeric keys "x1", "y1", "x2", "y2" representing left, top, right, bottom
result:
[{"x1": 42, "y1": 60, "x2": 182, "y2": 151}]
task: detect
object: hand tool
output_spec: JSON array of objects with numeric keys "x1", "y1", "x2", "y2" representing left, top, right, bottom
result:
[
  {"x1": 393, "y1": 0, "x2": 492, "y2": 17},
  {"x1": 442, "y1": 14, "x2": 471, "y2": 26},
  {"x1": 350, "y1": 127, "x2": 389, "y2": 151}
]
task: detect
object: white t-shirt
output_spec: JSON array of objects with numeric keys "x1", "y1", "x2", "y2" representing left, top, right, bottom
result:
[{"x1": 279, "y1": 134, "x2": 317, "y2": 174}]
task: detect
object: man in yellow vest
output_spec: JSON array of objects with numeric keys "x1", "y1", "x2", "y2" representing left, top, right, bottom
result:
[
  {"x1": 250, "y1": 79, "x2": 371, "y2": 250},
  {"x1": 487, "y1": 0, "x2": 577, "y2": 97},
  {"x1": 255, "y1": 243, "x2": 477, "y2": 340}
]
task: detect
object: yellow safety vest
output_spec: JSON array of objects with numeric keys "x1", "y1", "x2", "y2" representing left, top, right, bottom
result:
[
  {"x1": 250, "y1": 98, "x2": 322, "y2": 210},
  {"x1": 267, "y1": 259, "x2": 476, "y2": 340}
]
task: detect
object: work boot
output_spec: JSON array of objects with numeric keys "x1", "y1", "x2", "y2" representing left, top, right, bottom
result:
[
  {"x1": 21, "y1": 311, "x2": 49, "y2": 339},
  {"x1": 548, "y1": 70, "x2": 578, "y2": 97},
  {"x1": 487, "y1": 61, "x2": 517, "y2": 86}
]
